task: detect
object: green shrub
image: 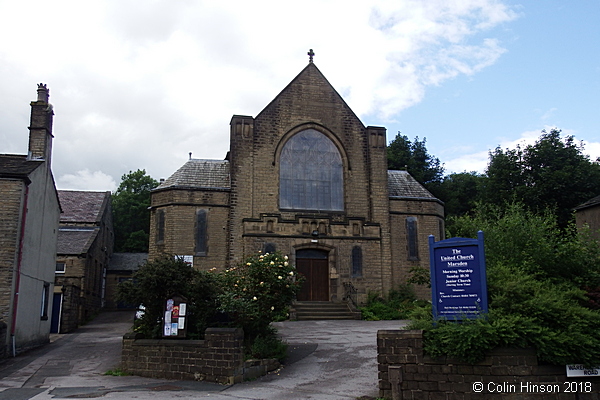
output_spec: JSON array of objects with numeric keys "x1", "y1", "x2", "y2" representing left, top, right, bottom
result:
[
  {"x1": 409, "y1": 203, "x2": 600, "y2": 366},
  {"x1": 118, "y1": 251, "x2": 302, "y2": 361},
  {"x1": 117, "y1": 255, "x2": 221, "y2": 339},
  {"x1": 247, "y1": 326, "x2": 288, "y2": 360},
  {"x1": 361, "y1": 284, "x2": 419, "y2": 320},
  {"x1": 218, "y1": 251, "x2": 304, "y2": 344}
]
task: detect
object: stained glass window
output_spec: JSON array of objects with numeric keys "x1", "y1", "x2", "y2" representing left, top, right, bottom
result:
[{"x1": 280, "y1": 129, "x2": 343, "y2": 211}]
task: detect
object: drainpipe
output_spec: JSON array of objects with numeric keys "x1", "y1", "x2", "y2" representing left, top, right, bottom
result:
[{"x1": 11, "y1": 183, "x2": 29, "y2": 357}]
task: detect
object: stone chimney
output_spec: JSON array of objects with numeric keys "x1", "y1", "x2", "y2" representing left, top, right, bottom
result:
[{"x1": 27, "y1": 83, "x2": 54, "y2": 163}]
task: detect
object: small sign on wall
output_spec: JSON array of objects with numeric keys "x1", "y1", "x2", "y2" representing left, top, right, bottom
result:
[
  {"x1": 566, "y1": 365, "x2": 600, "y2": 377},
  {"x1": 163, "y1": 295, "x2": 188, "y2": 338},
  {"x1": 175, "y1": 255, "x2": 194, "y2": 267}
]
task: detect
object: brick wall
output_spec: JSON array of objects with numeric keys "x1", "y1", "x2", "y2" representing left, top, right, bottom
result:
[
  {"x1": 122, "y1": 328, "x2": 245, "y2": 384},
  {"x1": 378, "y1": 329, "x2": 600, "y2": 399}
]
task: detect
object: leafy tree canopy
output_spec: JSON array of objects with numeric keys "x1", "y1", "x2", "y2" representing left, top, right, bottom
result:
[
  {"x1": 387, "y1": 133, "x2": 444, "y2": 186},
  {"x1": 112, "y1": 169, "x2": 159, "y2": 252},
  {"x1": 428, "y1": 171, "x2": 486, "y2": 217},
  {"x1": 484, "y1": 129, "x2": 600, "y2": 227}
]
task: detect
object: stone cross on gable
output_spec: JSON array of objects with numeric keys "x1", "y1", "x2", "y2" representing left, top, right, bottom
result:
[{"x1": 308, "y1": 49, "x2": 315, "y2": 63}]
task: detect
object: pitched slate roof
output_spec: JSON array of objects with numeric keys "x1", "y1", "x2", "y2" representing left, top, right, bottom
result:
[
  {"x1": 58, "y1": 190, "x2": 110, "y2": 224},
  {"x1": 0, "y1": 154, "x2": 43, "y2": 181},
  {"x1": 574, "y1": 194, "x2": 600, "y2": 211},
  {"x1": 107, "y1": 253, "x2": 148, "y2": 271},
  {"x1": 155, "y1": 161, "x2": 439, "y2": 203},
  {"x1": 387, "y1": 170, "x2": 437, "y2": 200},
  {"x1": 155, "y1": 159, "x2": 230, "y2": 190},
  {"x1": 57, "y1": 227, "x2": 99, "y2": 255}
]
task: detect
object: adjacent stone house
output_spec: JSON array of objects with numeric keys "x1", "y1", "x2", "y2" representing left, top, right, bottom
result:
[
  {"x1": 53, "y1": 190, "x2": 113, "y2": 333},
  {"x1": 104, "y1": 252, "x2": 147, "y2": 309},
  {"x1": 149, "y1": 59, "x2": 444, "y2": 306},
  {"x1": 0, "y1": 84, "x2": 61, "y2": 357},
  {"x1": 574, "y1": 194, "x2": 600, "y2": 242}
]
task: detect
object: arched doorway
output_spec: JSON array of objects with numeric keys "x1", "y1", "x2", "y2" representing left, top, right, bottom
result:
[{"x1": 296, "y1": 249, "x2": 329, "y2": 301}]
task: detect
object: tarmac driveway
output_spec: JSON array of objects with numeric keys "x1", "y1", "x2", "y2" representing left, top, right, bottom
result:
[{"x1": 0, "y1": 311, "x2": 407, "y2": 400}]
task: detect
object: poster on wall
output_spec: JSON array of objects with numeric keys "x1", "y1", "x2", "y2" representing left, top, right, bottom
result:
[
  {"x1": 429, "y1": 231, "x2": 488, "y2": 321},
  {"x1": 162, "y1": 295, "x2": 188, "y2": 338},
  {"x1": 175, "y1": 255, "x2": 194, "y2": 267}
]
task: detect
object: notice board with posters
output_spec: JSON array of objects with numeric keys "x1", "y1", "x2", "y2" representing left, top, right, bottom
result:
[
  {"x1": 163, "y1": 295, "x2": 188, "y2": 338},
  {"x1": 429, "y1": 231, "x2": 488, "y2": 320}
]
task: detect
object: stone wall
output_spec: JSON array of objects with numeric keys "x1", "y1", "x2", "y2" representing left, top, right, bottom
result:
[
  {"x1": 122, "y1": 328, "x2": 246, "y2": 384},
  {"x1": 0, "y1": 180, "x2": 22, "y2": 339},
  {"x1": 378, "y1": 329, "x2": 600, "y2": 399}
]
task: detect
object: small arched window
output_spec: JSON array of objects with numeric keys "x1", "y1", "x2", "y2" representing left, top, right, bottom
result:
[{"x1": 279, "y1": 129, "x2": 343, "y2": 211}]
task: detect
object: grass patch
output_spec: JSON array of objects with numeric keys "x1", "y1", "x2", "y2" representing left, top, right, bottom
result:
[{"x1": 105, "y1": 368, "x2": 129, "y2": 376}]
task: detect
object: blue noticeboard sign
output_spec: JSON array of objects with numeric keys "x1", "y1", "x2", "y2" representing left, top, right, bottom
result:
[{"x1": 429, "y1": 231, "x2": 488, "y2": 320}]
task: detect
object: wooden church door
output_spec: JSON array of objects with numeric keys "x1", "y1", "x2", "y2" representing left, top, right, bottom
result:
[{"x1": 296, "y1": 249, "x2": 329, "y2": 301}]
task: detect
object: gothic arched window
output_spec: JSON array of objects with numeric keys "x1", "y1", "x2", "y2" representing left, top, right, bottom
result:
[{"x1": 279, "y1": 129, "x2": 343, "y2": 211}]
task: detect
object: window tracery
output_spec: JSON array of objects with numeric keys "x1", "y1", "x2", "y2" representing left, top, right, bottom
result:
[{"x1": 279, "y1": 129, "x2": 343, "y2": 211}]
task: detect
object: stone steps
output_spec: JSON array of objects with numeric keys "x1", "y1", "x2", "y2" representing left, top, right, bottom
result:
[{"x1": 293, "y1": 302, "x2": 361, "y2": 321}]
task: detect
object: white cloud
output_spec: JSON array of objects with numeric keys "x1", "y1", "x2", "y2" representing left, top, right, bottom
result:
[
  {"x1": 444, "y1": 126, "x2": 600, "y2": 175},
  {"x1": 583, "y1": 140, "x2": 600, "y2": 162},
  {"x1": 56, "y1": 170, "x2": 117, "y2": 192},
  {"x1": 0, "y1": 0, "x2": 519, "y2": 185},
  {"x1": 444, "y1": 149, "x2": 490, "y2": 174}
]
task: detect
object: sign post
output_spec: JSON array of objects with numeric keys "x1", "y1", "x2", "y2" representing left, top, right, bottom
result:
[{"x1": 429, "y1": 231, "x2": 488, "y2": 320}]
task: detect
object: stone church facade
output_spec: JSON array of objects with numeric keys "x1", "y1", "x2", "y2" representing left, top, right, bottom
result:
[{"x1": 149, "y1": 60, "x2": 444, "y2": 304}]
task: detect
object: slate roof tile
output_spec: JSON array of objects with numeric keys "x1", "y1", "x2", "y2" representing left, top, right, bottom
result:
[
  {"x1": 387, "y1": 170, "x2": 436, "y2": 199},
  {"x1": 58, "y1": 190, "x2": 110, "y2": 223},
  {"x1": 156, "y1": 159, "x2": 230, "y2": 190},
  {"x1": 574, "y1": 194, "x2": 600, "y2": 211},
  {"x1": 57, "y1": 228, "x2": 99, "y2": 255},
  {"x1": 0, "y1": 154, "x2": 43, "y2": 178},
  {"x1": 107, "y1": 253, "x2": 148, "y2": 271}
]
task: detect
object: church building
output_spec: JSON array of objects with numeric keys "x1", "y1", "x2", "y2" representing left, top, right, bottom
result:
[{"x1": 149, "y1": 54, "x2": 444, "y2": 305}]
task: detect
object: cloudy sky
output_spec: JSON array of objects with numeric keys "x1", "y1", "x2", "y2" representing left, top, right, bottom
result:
[{"x1": 1, "y1": 0, "x2": 599, "y2": 191}]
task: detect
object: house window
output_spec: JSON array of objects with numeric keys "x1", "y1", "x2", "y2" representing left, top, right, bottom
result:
[
  {"x1": 55, "y1": 262, "x2": 66, "y2": 274},
  {"x1": 406, "y1": 217, "x2": 419, "y2": 260},
  {"x1": 41, "y1": 282, "x2": 50, "y2": 320},
  {"x1": 280, "y1": 129, "x2": 343, "y2": 211},
  {"x1": 156, "y1": 209, "x2": 165, "y2": 244},
  {"x1": 195, "y1": 209, "x2": 208, "y2": 256},
  {"x1": 352, "y1": 246, "x2": 363, "y2": 277}
]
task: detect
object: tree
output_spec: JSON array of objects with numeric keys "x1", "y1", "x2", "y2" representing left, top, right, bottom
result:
[
  {"x1": 484, "y1": 129, "x2": 600, "y2": 227},
  {"x1": 387, "y1": 133, "x2": 444, "y2": 186},
  {"x1": 429, "y1": 171, "x2": 486, "y2": 217},
  {"x1": 112, "y1": 169, "x2": 159, "y2": 252}
]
